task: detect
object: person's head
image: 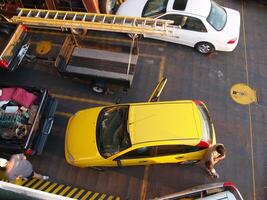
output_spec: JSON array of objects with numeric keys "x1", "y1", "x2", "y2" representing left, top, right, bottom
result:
[
  {"x1": 0, "y1": 158, "x2": 8, "y2": 168},
  {"x1": 216, "y1": 144, "x2": 226, "y2": 156}
]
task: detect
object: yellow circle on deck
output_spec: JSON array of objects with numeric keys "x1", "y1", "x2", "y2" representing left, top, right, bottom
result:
[
  {"x1": 36, "y1": 41, "x2": 52, "y2": 55},
  {"x1": 230, "y1": 83, "x2": 257, "y2": 105}
]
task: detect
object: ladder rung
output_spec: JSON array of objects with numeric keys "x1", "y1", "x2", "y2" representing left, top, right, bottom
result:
[
  {"x1": 26, "y1": 10, "x2": 32, "y2": 17},
  {"x1": 82, "y1": 14, "x2": 86, "y2": 21},
  {"x1": 45, "y1": 11, "x2": 49, "y2": 19},
  {"x1": 132, "y1": 18, "x2": 136, "y2": 26},
  {"x1": 63, "y1": 13, "x2": 67, "y2": 20},
  {"x1": 91, "y1": 14, "x2": 96, "y2": 22},
  {"x1": 18, "y1": 9, "x2": 23, "y2": 17},
  {"x1": 112, "y1": 16, "x2": 116, "y2": 24},
  {"x1": 36, "y1": 11, "x2": 40, "y2": 17},
  {"x1": 54, "y1": 12, "x2": 58, "y2": 19},
  {"x1": 143, "y1": 19, "x2": 147, "y2": 26},
  {"x1": 102, "y1": 16, "x2": 106, "y2": 23},
  {"x1": 73, "y1": 13, "x2": 77, "y2": 20}
]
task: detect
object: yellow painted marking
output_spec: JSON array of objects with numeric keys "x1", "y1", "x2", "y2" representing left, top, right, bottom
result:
[
  {"x1": 66, "y1": 187, "x2": 78, "y2": 197},
  {"x1": 31, "y1": 180, "x2": 44, "y2": 189},
  {"x1": 56, "y1": 111, "x2": 72, "y2": 118},
  {"x1": 36, "y1": 41, "x2": 52, "y2": 55},
  {"x1": 52, "y1": 184, "x2": 64, "y2": 194},
  {"x1": 45, "y1": 183, "x2": 57, "y2": 192},
  {"x1": 38, "y1": 181, "x2": 51, "y2": 191},
  {"x1": 107, "y1": 196, "x2": 114, "y2": 200},
  {"x1": 52, "y1": 93, "x2": 113, "y2": 105},
  {"x1": 15, "y1": 178, "x2": 25, "y2": 186},
  {"x1": 115, "y1": 197, "x2": 121, "y2": 200},
  {"x1": 73, "y1": 189, "x2": 85, "y2": 199},
  {"x1": 20, "y1": 179, "x2": 28, "y2": 185},
  {"x1": 140, "y1": 165, "x2": 149, "y2": 200},
  {"x1": 89, "y1": 192, "x2": 99, "y2": 200},
  {"x1": 159, "y1": 56, "x2": 165, "y2": 81},
  {"x1": 59, "y1": 185, "x2": 71, "y2": 196},
  {"x1": 24, "y1": 179, "x2": 38, "y2": 187},
  {"x1": 241, "y1": 1, "x2": 256, "y2": 199},
  {"x1": 98, "y1": 194, "x2": 106, "y2": 200},
  {"x1": 230, "y1": 83, "x2": 257, "y2": 105},
  {"x1": 80, "y1": 191, "x2": 92, "y2": 200}
]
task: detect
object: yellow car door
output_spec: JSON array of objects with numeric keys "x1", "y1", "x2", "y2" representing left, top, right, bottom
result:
[
  {"x1": 154, "y1": 145, "x2": 207, "y2": 164},
  {"x1": 112, "y1": 146, "x2": 157, "y2": 166}
]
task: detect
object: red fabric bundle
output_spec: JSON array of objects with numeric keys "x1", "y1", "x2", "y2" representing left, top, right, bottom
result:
[
  {"x1": 0, "y1": 88, "x2": 16, "y2": 101},
  {"x1": 12, "y1": 88, "x2": 37, "y2": 108}
]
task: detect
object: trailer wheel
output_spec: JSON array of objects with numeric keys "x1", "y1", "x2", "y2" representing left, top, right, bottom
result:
[
  {"x1": 195, "y1": 42, "x2": 214, "y2": 55},
  {"x1": 92, "y1": 85, "x2": 105, "y2": 94},
  {"x1": 99, "y1": 0, "x2": 116, "y2": 14}
]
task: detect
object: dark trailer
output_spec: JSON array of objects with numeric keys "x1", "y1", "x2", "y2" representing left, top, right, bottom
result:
[
  {"x1": 0, "y1": 22, "x2": 30, "y2": 71},
  {"x1": 55, "y1": 35, "x2": 139, "y2": 93},
  {"x1": 0, "y1": 85, "x2": 57, "y2": 157}
]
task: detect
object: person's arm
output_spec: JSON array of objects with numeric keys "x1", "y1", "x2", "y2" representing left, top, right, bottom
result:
[{"x1": 214, "y1": 154, "x2": 226, "y2": 164}]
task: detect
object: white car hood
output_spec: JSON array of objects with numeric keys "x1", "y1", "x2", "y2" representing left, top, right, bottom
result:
[
  {"x1": 221, "y1": 7, "x2": 241, "y2": 39},
  {"x1": 116, "y1": 0, "x2": 147, "y2": 17}
]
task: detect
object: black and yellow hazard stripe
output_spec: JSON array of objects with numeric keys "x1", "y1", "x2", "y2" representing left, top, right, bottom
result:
[
  {"x1": 116, "y1": 0, "x2": 125, "y2": 6},
  {"x1": 1, "y1": 178, "x2": 120, "y2": 200}
]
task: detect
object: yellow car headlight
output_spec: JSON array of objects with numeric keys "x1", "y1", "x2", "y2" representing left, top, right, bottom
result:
[{"x1": 68, "y1": 153, "x2": 75, "y2": 164}]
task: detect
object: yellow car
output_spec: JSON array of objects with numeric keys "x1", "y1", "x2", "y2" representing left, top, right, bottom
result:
[{"x1": 65, "y1": 100, "x2": 216, "y2": 167}]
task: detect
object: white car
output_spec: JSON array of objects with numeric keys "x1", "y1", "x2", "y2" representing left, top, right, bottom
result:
[{"x1": 116, "y1": 0, "x2": 241, "y2": 55}]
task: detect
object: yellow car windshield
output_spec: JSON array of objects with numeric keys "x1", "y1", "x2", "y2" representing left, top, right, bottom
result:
[{"x1": 97, "y1": 105, "x2": 131, "y2": 158}]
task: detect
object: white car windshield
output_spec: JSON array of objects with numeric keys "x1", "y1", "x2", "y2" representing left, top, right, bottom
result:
[
  {"x1": 207, "y1": 1, "x2": 227, "y2": 31},
  {"x1": 142, "y1": 0, "x2": 169, "y2": 17}
]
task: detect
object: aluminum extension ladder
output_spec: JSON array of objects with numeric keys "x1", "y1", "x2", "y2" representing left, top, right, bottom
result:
[{"x1": 11, "y1": 8, "x2": 175, "y2": 36}]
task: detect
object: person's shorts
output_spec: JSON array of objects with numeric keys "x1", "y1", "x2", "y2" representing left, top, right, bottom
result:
[{"x1": 26, "y1": 171, "x2": 34, "y2": 179}]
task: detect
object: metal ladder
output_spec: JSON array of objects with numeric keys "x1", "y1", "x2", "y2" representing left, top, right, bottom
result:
[{"x1": 11, "y1": 8, "x2": 175, "y2": 36}]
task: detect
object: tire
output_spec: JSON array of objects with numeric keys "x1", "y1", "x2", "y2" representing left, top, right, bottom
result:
[
  {"x1": 195, "y1": 42, "x2": 215, "y2": 55},
  {"x1": 92, "y1": 85, "x2": 105, "y2": 94},
  {"x1": 99, "y1": 0, "x2": 116, "y2": 14},
  {"x1": 179, "y1": 160, "x2": 200, "y2": 165}
]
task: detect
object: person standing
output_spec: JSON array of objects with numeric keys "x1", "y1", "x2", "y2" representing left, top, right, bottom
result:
[
  {"x1": 0, "y1": 154, "x2": 49, "y2": 181},
  {"x1": 202, "y1": 143, "x2": 226, "y2": 178}
]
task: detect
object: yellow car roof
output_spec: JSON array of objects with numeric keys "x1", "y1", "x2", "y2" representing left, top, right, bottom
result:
[{"x1": 128, "y1": 101, "x2": 202, "y2": 145}]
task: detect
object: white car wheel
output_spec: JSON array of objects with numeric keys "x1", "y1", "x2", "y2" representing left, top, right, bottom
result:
[
  {"x1": 92, "y1": 85, "x2": 105, "y2": 94},
  {"x1": 195, "y1": 42, "x2": 215, "y2": 55}
]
